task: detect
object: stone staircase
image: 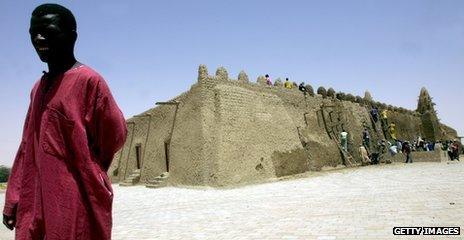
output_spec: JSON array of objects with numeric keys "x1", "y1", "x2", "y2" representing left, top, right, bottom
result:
[
  {"x1": 145, "y1": 172, "x2": 169, "y2": 189},
  {"x1": 119, "y1": 169, "x2": 141, "y2": 186}
]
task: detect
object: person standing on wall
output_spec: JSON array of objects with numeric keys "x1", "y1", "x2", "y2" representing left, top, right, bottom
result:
[
  {"x1": 265, "y1": 74, "x2": 272, "y2": 85},
  {"x1": 298, "y1": 82, "x2": 307, "y2": 95},
  {"x1": 3, "y1": 4, "x2": 127, "y2": 239},
  {"x1": 284, "y1": 78, "x2": 292, "y2": 89}
]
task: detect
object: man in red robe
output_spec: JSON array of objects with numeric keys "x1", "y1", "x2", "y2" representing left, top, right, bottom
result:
[{"x1": 3, "y1": 4, "x2": 127, "y2": 239}]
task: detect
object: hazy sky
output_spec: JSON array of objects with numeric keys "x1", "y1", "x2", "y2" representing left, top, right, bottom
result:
[{"x1": 1, "y1": 0, "x2": 463, "y2": 166}]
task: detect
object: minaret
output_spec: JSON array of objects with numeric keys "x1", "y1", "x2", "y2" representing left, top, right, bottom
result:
[
  {"x1": 416, "y1": 87, "x2": 440, "y2": 141},
  {"x1": 416, "y1": 87, "x2": 436, "y2": 114}
]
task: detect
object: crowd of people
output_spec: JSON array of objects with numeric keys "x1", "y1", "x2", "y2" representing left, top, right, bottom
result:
[
  {"x1": 262, "y1": 75, "x2": 462, "y2": 164},
  {"x1": 263, "y1": 74, "x2": 308, "y2": 93},
  {"x1": 345, "y1": 105, "x2": 462, "y2": 165},
  {"x1": 355, "y1": 133, "x2": 461, "y2": 165}
]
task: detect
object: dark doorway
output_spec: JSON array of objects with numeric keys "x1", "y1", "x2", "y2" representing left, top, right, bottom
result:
[
  {"x1": 164, "y1": 140, "x2": 170, "y2": 172},
  {"x1": 135, "y1": 144, "x2": 141, "y2": 169}
]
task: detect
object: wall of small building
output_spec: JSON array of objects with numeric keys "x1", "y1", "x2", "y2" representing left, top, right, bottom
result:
[
  {"x1": 109, "y1": 121, "x2": 134, "y2": 182},
  {"x1": 109, "y1": 114, "x2": 150, "y2": 182},
  {"x1": 124, "y1": 116, "x2": 150, "y2": 179},
  {"x1": 138, "y1": 105, "x2": 176, "y2": 183}
]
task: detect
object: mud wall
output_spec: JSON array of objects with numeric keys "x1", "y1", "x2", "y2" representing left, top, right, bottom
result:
[
  {"x1": 109, "y1": 121, "x2": 134, "y2": 182},
  {"x1": 387, "y1": 149, "x2": 447, "y2": 163},
  {"x1": 388, "y1": 111, "x2": 422, "y2": 141},
  {"x1": 211, "y1": 83, "x2": 306, "y2": 186},
  {"x1": 138, "y1": 105, "x2": 175, "y2": 183},
  {"x1": 194, "y1": 74, "x2": 381, "y2": 185},
  {"x1": 169, "y1": 84, "x2": 216, "y2": 186},
  {"x1": 440, "y1": 123, "x2": 458, "y2": 140},
  {"x1": 109, "y1": 66, "x2": 457, "y2": 187}
]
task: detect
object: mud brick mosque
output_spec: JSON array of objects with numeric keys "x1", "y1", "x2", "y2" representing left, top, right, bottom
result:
[{"x1": 109, "y1": 65, "x2": 458, "y2": 188}]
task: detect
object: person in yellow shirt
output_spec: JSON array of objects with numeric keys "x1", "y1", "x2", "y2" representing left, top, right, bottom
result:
[
  {"x1": 381, "y1": 109, "x2": 388, "y2": 120},
  {"x1": 284, "y1": 78, "x2": 292, "y2": 89},
  {"x1": 380, "y1": 109, "x2": 388, "y2": 133},
  {"x1": 388, "y1": 122, "x2": 397, "y2": 141}
]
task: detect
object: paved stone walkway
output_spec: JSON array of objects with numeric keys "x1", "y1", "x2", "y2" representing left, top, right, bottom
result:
[{"x1": 0, "y1": 161, "x2": 463, "y2": 239}]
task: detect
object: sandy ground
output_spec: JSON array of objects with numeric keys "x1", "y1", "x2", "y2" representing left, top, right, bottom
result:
[{"x1": 0, "y1": 161, "x2": 463, "y2": 239}]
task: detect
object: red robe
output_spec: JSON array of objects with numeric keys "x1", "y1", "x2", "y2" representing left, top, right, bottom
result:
[{"x1": 4, "y1": 65, "x2": 127, "y2": 240}]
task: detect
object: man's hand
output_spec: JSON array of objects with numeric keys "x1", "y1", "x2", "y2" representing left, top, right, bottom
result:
[{"x1": 3, "y1": 214, "x2": 16, "y2": 230}]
